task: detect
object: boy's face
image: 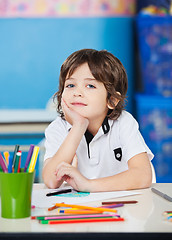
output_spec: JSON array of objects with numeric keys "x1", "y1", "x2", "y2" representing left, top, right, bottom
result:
[{"x1": 62, "y1": 63, "x2": 109, "y2": 123}]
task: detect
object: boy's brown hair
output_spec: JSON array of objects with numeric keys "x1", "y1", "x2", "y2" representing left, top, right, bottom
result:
[{"x1": 54, "y1": 49, "x2": 128, "y2": 120}]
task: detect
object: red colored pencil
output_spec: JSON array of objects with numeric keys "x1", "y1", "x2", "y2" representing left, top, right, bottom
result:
[
  {"x1": 47, "y1": 217, "x2": 124, "y2": 224},
  {"x1": 48, "y1": 205, "x2": 59, "y2": 211},
  {"x1": 17, "y1": 151, "x2": 21, "y2": 173}
]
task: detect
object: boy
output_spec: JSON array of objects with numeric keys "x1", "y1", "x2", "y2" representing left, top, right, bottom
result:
[{"x1": 42, "y1": 49, "x2": 153, "y2": 191}]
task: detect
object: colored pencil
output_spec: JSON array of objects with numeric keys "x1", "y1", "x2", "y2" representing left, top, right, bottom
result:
[
  {"x1": 102, "y1": 200, "x2": 138, "y2": 205},
  {"x1": 48, "y1": 205, "x2": 59, "y2": 211},
  {"x1": 31, "y1": 215, "x2": 56, "y2": 220},
  {"x1": 40, "y1": 216, "x2": 118, "y2": 223},
  {"x1": 100, "y1": 203, "x2": 124, "y2": 208},
  {"x1": 163, "y1": 212, "x2": 172, "y2": 217},
  {"x1": 3, "y1": 151, "x2": 9, "y2": 165},
  {"x1": 44, "y1": 213, "x2": 120, "y2": 220},
  {"x1": 31, "y1": 213, "x2": 102, "y2": 220},
  {"x1": 163, "y1": 211, "x2": 172, "y2": 214},
  {"x1": 12, "y1": 144, "x2": 20, "y2": 170},
  {"x1": 28, "y1": 146, "x2": 39, "y2": 173},
  {"x1": 59, "y1": 209, "x2": 108, "y2": 215},
  {"x1": 0, "y1": 152, "x2": 8, "y2": 173},
  {"x1": 24, "y1": 144, "x2": 34, "y2": 172},
  {"x1": 55, "y1": 203, "x2": 117, "y2": 213},
  {"x1": 14, "y1": 151, "x2": 21, "y2": 173},
  {"x1": 17, "y1": 150, "x2": 21, "y2": 173},
  {"x1": 167, "y1": 217, "x2": 172, "y2": 222},
  {"x1": 40, "y1": 217, "x2": 124, "y2": 224},
  {"x1": 8, "y1": 156, "x2": 13, "y2": 173}
]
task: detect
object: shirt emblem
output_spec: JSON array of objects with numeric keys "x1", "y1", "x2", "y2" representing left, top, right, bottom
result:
[{"x1": 113, "y1": 148, "x2": 122, "y2": 161}]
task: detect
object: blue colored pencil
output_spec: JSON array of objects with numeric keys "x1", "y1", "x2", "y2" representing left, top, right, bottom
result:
[{"x1": 8, "y1": 155, "x2": 13, "y2": 173}]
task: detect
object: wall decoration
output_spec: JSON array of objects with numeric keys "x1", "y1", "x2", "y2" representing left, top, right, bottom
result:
[{"x1": 0, "y1": 0, "x2": 136, "y2": 17}]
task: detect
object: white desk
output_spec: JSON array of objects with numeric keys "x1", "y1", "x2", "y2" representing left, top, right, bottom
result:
[{"x1": 0, "y1": 183, "x2": 172, "y2": 239}]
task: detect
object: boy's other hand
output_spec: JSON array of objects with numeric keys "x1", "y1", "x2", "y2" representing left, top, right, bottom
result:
[{"x1": 54, "y1": 162, "x2": 90, "y2": 192}]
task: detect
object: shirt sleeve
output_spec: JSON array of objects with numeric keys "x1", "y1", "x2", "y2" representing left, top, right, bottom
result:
[
  {"x1": 44, "y1": 117, "x2": 69, "y2": 161},
  {"x1": 119, "y1": 112, "x2": 154, "y2": 162}
]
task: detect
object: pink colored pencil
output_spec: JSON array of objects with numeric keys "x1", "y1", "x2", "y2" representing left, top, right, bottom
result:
[{"x1": 45, "y1": 213, "x2": 120, "y2": 220}]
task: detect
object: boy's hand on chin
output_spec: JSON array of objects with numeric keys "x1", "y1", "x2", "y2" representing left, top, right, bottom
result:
[{"x1": 61, "y1": 98, "x2": 89, "y2": 128}]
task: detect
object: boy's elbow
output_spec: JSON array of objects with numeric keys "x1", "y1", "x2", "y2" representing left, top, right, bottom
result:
[
  {"x1": 143, "y1": 177, "x2": 152, "y2": 189},
  {"x1": 42, "y1": 169, "x2": 54, "y2": 189},
  {"x1": 42, "y1": 170, "x2": 62, "y2": 189},
  {"x1": 146, "y1": 174, "x2": 152, "y2": 187},
  {"x1": 42, "y1": 174, "x2": 55, "y2": 189},
  {"x1": 44, "y1": 179, "x2": 57, "y2": 189},
  {"x1": 139, "y1": 169, "x2": 152, "y2": 189},
  {"x1": 42, "y1": 160, "x2": 55, "y2": 188}
]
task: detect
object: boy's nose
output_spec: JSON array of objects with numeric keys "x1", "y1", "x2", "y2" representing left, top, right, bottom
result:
[
  {"x1": 74, "y1": 93, "x2": 82, "y2": 97},
  {"x1": 73, "y1": 88, "x2": 83, "y2": 97}
]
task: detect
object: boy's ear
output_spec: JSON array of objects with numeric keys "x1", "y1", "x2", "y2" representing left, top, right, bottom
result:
[{"x1": 107, "y1": 92, "x2": 121, "y2": 109}]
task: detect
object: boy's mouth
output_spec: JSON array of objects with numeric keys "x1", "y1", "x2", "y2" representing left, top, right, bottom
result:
[{"x1": 71, "y1": 102, "x2": 87, "y2": 106}]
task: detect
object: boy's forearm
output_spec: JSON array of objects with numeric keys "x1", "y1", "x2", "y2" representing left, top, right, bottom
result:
[
  {"x1": 43, "y1": 123, "x2": 87, "y2": 189},
  {"x1": 88, "y1": 168, "x2": 152, "y2": 192}
]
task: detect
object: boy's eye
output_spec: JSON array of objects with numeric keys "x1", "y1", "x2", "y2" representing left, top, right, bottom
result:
[
  {"x1": 87, "y1": 84, "x2": 95, "y2": 89},
  {"x1": 66, "y1": 84, "x2": 75, "y2": 88}
]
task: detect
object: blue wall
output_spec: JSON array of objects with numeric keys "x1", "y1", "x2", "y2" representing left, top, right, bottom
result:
[{"x1": 0, "y1": 18, "x2": 134, "y2": 112}]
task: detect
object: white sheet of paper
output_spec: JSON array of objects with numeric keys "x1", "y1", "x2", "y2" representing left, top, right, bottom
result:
[{"x1": 32, "y1": 187, "x2": 140, "y2": 208}]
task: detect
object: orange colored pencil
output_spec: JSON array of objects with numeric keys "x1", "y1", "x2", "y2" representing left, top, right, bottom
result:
[
  {"x1": 59, "y1": 209, "x2": 102, "y2": 215},
  {"x1": 55, "y1": 203, "x2": 117, "y2": 213}
]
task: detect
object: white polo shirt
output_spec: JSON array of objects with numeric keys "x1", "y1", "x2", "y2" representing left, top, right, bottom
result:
[{"x1": 44, "y1": 111, "x2": 154, "y2": 179}]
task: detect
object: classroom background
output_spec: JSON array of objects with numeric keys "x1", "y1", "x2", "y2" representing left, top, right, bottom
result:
[{"x1": 0, "y1": 0, "x2": 172, "y2": 183}]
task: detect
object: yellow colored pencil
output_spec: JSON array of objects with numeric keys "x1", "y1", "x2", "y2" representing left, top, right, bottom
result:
[
  {"x1": 28, "y1": 146, "x2": 39, "y2": 172},
  {"x1": 55, "y1": 203, "x2": 117, "y2": 213},
  {"x1": 3, "y1": 151, "x2": 9, "y2": 165}
]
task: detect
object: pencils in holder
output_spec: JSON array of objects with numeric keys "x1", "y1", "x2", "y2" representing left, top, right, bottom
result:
[{"x1": 0, "y1": 144, "x2": 39, "y2": 174}]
